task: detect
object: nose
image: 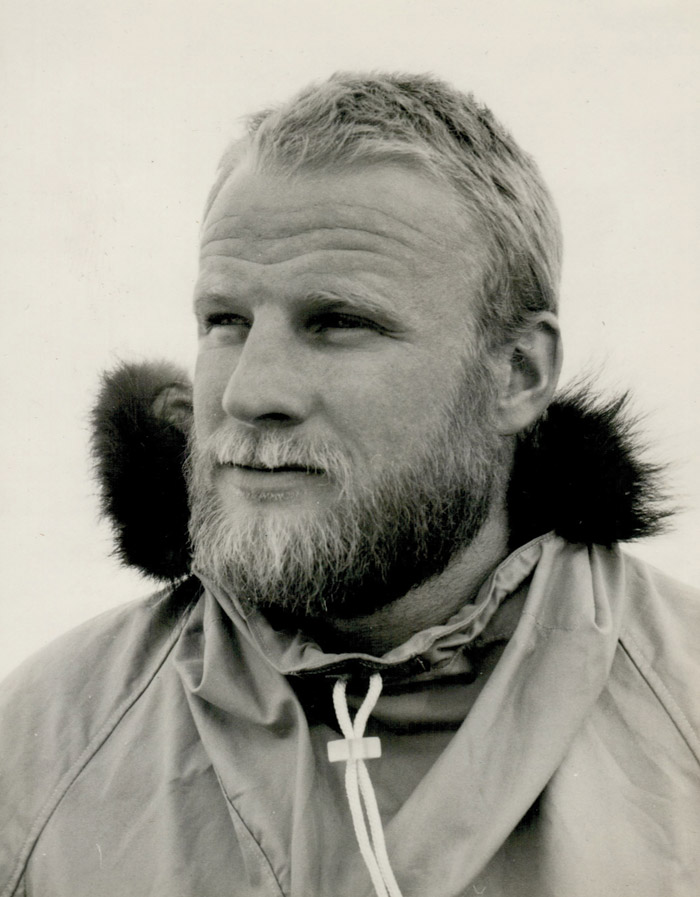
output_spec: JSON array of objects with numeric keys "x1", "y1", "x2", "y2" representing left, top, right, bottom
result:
[{"x1": 221, "y1": 318, "x2": 313, "y2": 428}]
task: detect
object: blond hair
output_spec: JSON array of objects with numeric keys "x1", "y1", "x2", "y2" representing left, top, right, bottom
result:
[{"x1": 206, "y1": 71, "x2": 562, "y2": 344}]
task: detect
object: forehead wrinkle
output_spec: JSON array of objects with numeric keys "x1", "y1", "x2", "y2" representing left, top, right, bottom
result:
[
  {"x1": 198, "y1": 233, "x2": 427, "y2": 270},
  {"x1": 201, "y1": 227, "x2": 413, "y2": 252},
  {"x1": 194, "y1": 253, "x2": 430, "y2": 317},
  {"x1": 201, "y1": 199, "x2": 458, "y2": 251},
  {"x1": 198, "y1": 249, "x2": 408, "y2": 271}
]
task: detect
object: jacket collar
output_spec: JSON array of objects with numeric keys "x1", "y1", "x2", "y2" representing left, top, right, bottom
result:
[{"x1": 194, "y1": 532, "x2": 546, "y2": 684}]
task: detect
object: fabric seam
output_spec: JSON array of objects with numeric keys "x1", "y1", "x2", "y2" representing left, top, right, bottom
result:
[
  {"x1": 215, "y1": 774, "x2": 286, "y2": 897},
  {"x1": 618, "y1": 629, "x2": 700, "y2": 766},
  {"x1": 2, "y1": 592, "x2": 199, "y2": 897}
]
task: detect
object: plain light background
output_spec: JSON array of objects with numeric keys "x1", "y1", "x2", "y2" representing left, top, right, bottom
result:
[{"x1": 1, "y1": 0, "x2": 698, "y2": 680}]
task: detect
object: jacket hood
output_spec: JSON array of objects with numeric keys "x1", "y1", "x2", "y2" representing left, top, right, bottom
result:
[{"x1": 91, "y1": 362, "x2": 672, "y2": 582}]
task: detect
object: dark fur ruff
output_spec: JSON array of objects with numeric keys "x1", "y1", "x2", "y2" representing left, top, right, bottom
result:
[
  {"x1": 92, "y1": 362, "x2": 672, "y2": 581},
  {"x1": 91, "y1": 362, "x2": 192, "y2": 581}
]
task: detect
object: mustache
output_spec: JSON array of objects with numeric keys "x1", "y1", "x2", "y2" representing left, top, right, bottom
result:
[{"x1": 190, "y1": 428, "x2": 352, "y2": 481}]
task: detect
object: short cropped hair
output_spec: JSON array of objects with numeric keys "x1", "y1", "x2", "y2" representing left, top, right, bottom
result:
[{"x1": 206, "y1": 71, "x2": 562, "y2": 345}]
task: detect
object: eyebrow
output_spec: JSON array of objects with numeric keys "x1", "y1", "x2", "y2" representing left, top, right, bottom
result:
[
  {"x1": 193, "y1": 291, "x2": 230, "y2": 313},
  {"x1": 194, "y1": 287, "x2": 407, "y2": 330},
  {"x1": 301, "y1": 288, "x2": 404, "y2": 325}
]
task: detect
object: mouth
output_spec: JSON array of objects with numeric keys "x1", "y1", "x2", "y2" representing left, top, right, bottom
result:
[
  {"x1": 227, "y1": 463, "x2": 325, "y2": 476},
  {"x1": 216, "y1": 461, "x2": 331, "y2": 502}
]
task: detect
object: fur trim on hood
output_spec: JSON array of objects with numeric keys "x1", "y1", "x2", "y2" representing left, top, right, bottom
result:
[{"x1": 91, "y1": 362, "x2": 672, "y2": 582}]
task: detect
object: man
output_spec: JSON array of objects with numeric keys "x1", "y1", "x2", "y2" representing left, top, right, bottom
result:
[{"x1": 1, "y1": 72, "x2": 698, "y2": 896}]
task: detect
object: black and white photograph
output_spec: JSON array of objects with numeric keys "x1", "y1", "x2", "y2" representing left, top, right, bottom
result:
[{"x1": 1, "y1": 1, "x2": 698, "y2": 894}]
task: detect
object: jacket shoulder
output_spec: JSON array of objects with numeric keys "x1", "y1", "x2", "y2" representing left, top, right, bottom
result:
[
  {"x1": 618, "y1": 554, "x2": 700, "y2": 762},
  {"x1": 0, "y1": 577, "x2": 200, "y2": 897}
]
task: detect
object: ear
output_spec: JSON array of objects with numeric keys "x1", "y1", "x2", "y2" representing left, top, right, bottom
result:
[
  {"x1": 152, "y1": 381, "x2": 194, "y2": 433},
  {"x1": 492, "y1": 312, "x2": 563, "y2": 435}
]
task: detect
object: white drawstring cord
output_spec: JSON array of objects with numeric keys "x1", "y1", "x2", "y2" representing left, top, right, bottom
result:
[{"x1": 328, "y1": 674, "x2": 404, "y2": 897}]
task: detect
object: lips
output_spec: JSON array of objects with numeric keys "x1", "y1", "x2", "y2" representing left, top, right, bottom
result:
[
  {"x1": 228, "y1": 463, "x2": 324, "y2": 475},
  {"x1": 216, "y1": 461, "x2": 331, "y2": 502}
]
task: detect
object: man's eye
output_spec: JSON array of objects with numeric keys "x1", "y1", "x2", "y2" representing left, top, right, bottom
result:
[
  {"x1": 205, "y1": 313, "x2": 250, "y2": 331},
  {"x1": 310, "y1": 313, "x2": 378, "y2": 333}
]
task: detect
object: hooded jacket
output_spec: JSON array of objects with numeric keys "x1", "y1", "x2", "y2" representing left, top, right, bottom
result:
[{"x1": 1, "y1": 363, "x2": 698, "y2": 897}]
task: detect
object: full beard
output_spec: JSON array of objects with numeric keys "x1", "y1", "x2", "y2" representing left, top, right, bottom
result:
[{"x1": 187, "y1": 362, "x2": 510, "y2": 621}]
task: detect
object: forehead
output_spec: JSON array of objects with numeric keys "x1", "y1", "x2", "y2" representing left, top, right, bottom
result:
[
  {"x1": 197, "y1": 162, "x2": 488, "y2": 327},
  {"x1": 203, "y1": 160, "x2": 478, "y2": 253}
]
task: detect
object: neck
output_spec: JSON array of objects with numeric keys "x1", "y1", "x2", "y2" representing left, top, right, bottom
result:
[{"x1": 302, "y1": 503, "x2": 510, "y2": 656}]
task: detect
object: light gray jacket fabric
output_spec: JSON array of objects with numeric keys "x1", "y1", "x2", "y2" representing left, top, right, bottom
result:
[{"x1": 1, "y1": 534, "x2": 699, "y2": 896}]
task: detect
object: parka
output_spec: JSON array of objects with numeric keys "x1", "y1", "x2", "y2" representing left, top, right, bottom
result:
[{"x1": 1, "y1": 363, "x2": 698, "y2": 896}]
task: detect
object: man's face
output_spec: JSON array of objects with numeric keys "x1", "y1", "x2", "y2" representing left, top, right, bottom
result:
[{"x1": 190, "y1": 161, "x2": 508, "y2": 617}]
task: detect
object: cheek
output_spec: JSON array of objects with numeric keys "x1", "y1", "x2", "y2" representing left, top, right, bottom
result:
[{"x1": 328, "y1": 357, "x2": 460, "y2": 460}]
